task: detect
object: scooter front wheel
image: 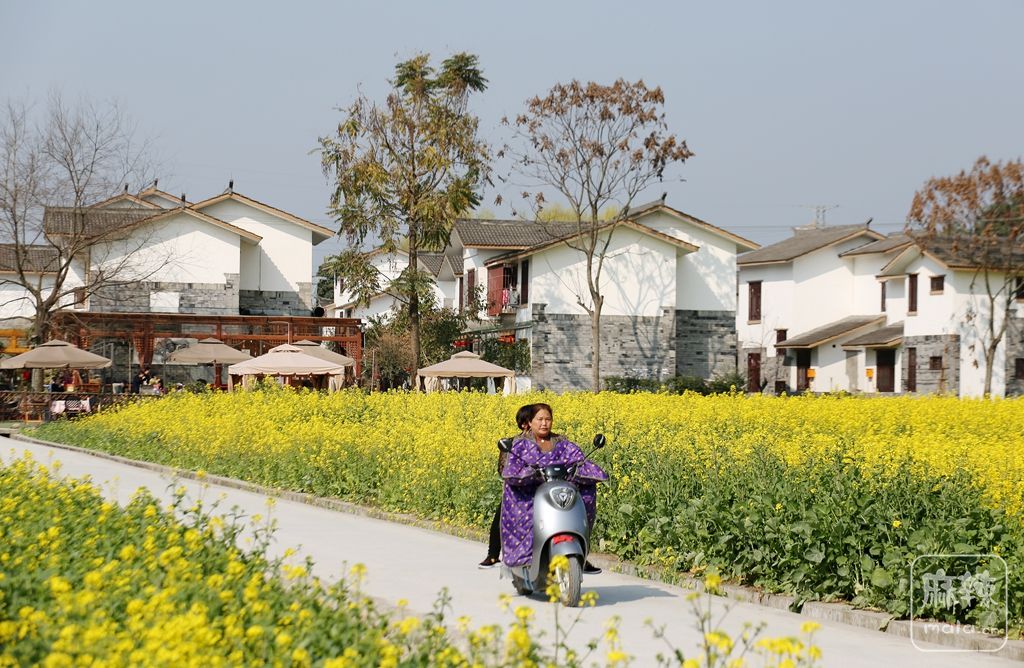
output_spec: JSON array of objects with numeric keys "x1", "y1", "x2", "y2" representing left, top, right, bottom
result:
[{"x1": 553, "y1": 555, "x2": 582, "y2": 607}]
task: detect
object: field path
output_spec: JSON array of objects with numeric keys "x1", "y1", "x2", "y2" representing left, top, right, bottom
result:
[{"x1": 3, "y1": 435, "x2": 1017, "y2": 667}]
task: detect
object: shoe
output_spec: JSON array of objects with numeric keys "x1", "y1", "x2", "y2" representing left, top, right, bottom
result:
[
  {"x1": 583, "y1": 560, "x2": 602, "y2": 574},
  {"x1": 478, "y1": 556, "x2": 500, "y2": 569}
]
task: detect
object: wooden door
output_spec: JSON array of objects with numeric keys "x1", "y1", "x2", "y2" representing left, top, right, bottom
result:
[
  {"x1": 877, "y1": 349, "x2": 896, "y2": 392},
  {"x1": 796, "y1": 350, "x2": 811, "y2": 391},
  {"x1": 746, "y1": 353, "x2": 761, "y2": 393}
]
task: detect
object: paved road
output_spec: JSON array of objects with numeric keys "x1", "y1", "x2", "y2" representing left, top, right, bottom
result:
[{"x1": 2, "y1": 436, "x2": 1017, "y2": 667}]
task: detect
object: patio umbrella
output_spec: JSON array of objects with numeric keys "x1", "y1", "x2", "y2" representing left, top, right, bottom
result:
[
  {"x1": 291, "y1": 340, "x2": 355, "y2": 367},
  {"x1": 0, "y1": 339, "x2": 112, "y2": 370},
  {"x1": 414, "y1": 350, "x2": 515, "y2": 394},
  {"x1": 166, "y1": 338, "x2": 253, "y2": 364},
  {"x1": 227, "y1": 344, "x2": 347, "y2": 377}
]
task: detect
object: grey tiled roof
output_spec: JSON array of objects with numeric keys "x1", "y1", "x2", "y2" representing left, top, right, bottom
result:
[
  {"x1": 43, "y1": 206, "x2": 162, "y2": 237},
  {"x1": 453, "y1": 219, "x2": 579, "y2": 248},
  {"x1": 924, "y1": 237, "x2": 1024, "y2": 270},
  {"x1": 0, "y1": 244, "x2": 61, "y2": 273},
  {"x1": 445, "y1": 249, "x2": 463, "y2": 275},
  {"x1": 417, "y1": 252, "x2": 445, "y2": 276},
  {"x1": 843, "y1": 322, "x2": 904, "y2": 348},
  {"x1": 776, "y1": 315, "x2": 885, "y2": 349},
  {"x1": 839, "y1": 234, "x2": 913, "y2": 257},
  {"x1": 738, "y1": 225, "x2": 875, "y2": 265}
]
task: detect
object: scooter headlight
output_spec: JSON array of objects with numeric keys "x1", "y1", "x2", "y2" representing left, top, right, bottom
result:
[{"x1": 549, "y1": 486, "x2": 577, "y2": 509}]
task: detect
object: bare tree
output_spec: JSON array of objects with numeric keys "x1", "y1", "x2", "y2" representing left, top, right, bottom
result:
[
  {"x1": 503, "y1": 79, "x2": 693, "y2": 391},
  {"x1": 0, "y1": 93, "x2": 160, "y2": 362},
  {"x1": 906, "y1": 156, "x2": 1024, "y2": 395}
]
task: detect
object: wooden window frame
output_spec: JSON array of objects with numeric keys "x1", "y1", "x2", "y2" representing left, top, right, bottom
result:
[
  {"x1": 908, "y1": 273, "x2": 918, "y2": 314},
  {"x1": 748, "y1": 281, "x2": 762, "y2": 323},
  {"x1": 930, "y1": 275, "x2": 945, "y2": 295},
  {"x1": 929, "y1": 355, "x2": 943, "y2": 371},
  {"x1": 880, "y1": 281, "x2": 886, "y2": 312},
  {"x1": 906, "y1": 347, "x2": 917, "y2": 392}
]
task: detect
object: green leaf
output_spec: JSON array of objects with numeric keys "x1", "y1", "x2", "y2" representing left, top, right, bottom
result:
[
  {"x1": 871, "y1": 567, "x2": 893, "y2": 589},
  {"x1": 804, "y1": 547, "x2": 825, "y2": 564}
]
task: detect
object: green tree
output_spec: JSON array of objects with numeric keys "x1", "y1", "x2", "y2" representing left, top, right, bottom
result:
[
  {"x1": 320, "y1": 53, "x2": 490, "y2": 370},
  {"x1": 503, "y1": 80, "x2": 692, "y2": 391}
]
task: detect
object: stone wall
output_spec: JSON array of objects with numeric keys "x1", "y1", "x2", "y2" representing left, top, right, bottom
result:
[
  {"x1": 90, "y1": 274, "x2": 239, "y2": 314},
  {"x1": 903, "y1": 334, "x2": 960, "y2": 395},
  {"x1": 239, "y1": 282, "x2": 313, "y2": 316},
  {"x1": 675, "y1": 310, "x2": 738, "y2": 379},
  {"x1": 529, "y1": 303, "x2": 675, "y2": 392},
  {"x1": 1005, "y1": 318, "x2": 1024, "y2": 397}
]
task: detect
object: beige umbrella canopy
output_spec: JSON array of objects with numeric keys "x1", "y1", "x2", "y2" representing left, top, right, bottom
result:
[
  {"x1": 227, "y1": 344, "x2": 348, "y2": 377},
  {"x1": 166, "y1": 338, "x2": 253, "y2": 364},
  {"x1": 415, "y1": 350, "x2": 515, "y2": 394},
  {"x1": 0, "y1": 339, "x2": 112, "y2": 370},
  {"x1": 291, "y1": 340, "x2": 355, "y2": 367}
]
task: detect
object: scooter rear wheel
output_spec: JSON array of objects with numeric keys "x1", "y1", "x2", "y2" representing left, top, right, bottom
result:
[{"x1": 553, "y1": 555, "x2": 582, "y2": 607}]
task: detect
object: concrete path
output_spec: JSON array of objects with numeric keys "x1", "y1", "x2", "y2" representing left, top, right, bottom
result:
[{"x1": 2, "y1": 436, "x2": 1017, "y2": 667}]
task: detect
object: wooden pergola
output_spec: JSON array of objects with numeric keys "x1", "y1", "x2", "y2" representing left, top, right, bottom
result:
[{"x1": 50, "y1": 311, "x2": 364, "y2": 377}]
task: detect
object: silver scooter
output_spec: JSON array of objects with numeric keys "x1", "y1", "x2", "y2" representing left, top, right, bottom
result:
[{"x1": 497, "y1": 434, "x2": 607, "y2": 607}]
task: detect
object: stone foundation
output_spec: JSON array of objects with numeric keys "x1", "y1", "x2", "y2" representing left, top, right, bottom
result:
[
  {"x1": 1005, "y1": 319, "x2": 1024, "y2": 397},
  {"x1": 903, "y1": 334, "x2": 960, "y2": 395},
  {"x1": 239, "y1": 282, "x2": 313, "y2": 316},
  {"x1": 529, "y1": 303, "x2": 675, "y2": 392},
  {"x1": 90, "y1": 274, "x2": 240, "y2": 314},
  {"x1": 675, "y1": 310, "x2": 738, "y2": 379}
]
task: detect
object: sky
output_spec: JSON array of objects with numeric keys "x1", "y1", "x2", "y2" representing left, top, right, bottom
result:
[{"x1": 3, "y1": 1, "x2": 1022, "y2": 272}]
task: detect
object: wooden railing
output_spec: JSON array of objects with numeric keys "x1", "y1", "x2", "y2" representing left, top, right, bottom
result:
[{"x1": 0, "y1": 390, "x2": 151, "y2": 423}]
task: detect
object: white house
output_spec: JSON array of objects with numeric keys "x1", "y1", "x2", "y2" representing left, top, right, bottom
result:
[
  {"x1": 45, "y1": 185, "x2": 335, "y2": 316},
  {"x1": 457, "y1": 200, "x2": 759, "y2": 391},
  {"x1": 332, "y1": 248, "x2": 460, "y2": 321},
  {"x1": 736, "y1": 224, "x2": 1024, "y2": 397}
]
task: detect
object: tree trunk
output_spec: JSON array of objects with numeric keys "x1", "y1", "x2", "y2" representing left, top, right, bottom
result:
[
  {"x1": 590, "y1": 296, "x2": 603, "y2": 392},
  {"x1": 984, "y1": 340, "x2": 998, "y2": 396},
  {"x1": 408, "y1": 229, "x2": 421, "y2": 382}
]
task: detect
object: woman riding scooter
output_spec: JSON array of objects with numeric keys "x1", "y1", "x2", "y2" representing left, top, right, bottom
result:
[{"x1": 500, "y1": 403, "x2": 608, "y2": 573}]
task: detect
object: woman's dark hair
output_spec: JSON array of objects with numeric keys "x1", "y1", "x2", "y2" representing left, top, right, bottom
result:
[
  {"x1": 525, "y1": 403, "x2": 553, "y2": 423},
  {"x1": 515, "y1": 404, "x2": 534, "y2": 430}
]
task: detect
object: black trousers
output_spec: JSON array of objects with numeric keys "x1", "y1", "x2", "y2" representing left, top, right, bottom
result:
[{"x1": 486, "y1": 501, "x2": 501, "y2": 559}]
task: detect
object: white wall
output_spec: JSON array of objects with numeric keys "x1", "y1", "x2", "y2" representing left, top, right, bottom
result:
[
  {"x1": 334, "y1": 250, "x2": 453, "y2": 318},
  {"x1": 737, "y1": 263, "x2": 793, "y2": 356},
  {"x1": 90, "y1": 212, "x2": 241, "y2": 284},
  {"x1": 202, "y1": 199, "x2": 311, "y2": 292},
  {"x1": 640, "y1": 211, "x2": 739, "y2": 311},
  {"x1": 530, "y1": 226, "x2": 676, "y2": 317}
]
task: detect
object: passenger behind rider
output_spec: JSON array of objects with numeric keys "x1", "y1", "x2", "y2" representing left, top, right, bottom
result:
[
  {"x1": 478, "y1": 404, "x2": 533, "y2": 569},
  {"x1": 499, "y1": 402, "x2": 607, "y2": 574}
]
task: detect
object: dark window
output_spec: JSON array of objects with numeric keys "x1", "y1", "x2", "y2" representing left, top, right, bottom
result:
[
  {"x1": 748, "y1": 281, "x2": 762, "y2": 321},
  {"x1": 906, "y1": 347, "x2": 917, "y2": 392},
  {"x1": 908, "y1": 274, "x2": 918, "y2": 313},
  {"x1": 774, "y1": 380, "x2": 788, "y2": 395},
  {"x1": 930, "y1": 275, "x2": 944, "y2": 294},
  {"x1": 880, "y1": 281, "x2": 886, "y2": 312},
  {"x1": 458, "y1": 277, "x2": 464, "y2": 312},
  {"x1": 466, "y1": 268, "x2": 476, "y2": 307},
  {"x1": 1015, "y1": 277, "x2": 1024, "y2": 301},
  {"x1": 1016, "y1": 358, "x2": 1024, "y2": 380},
  {"x1": 776, "y1": 329, "x2": 787, "y2": 345},
  {"x1": 520, "y1": 259, "x2": 529, "y2": 304},
  {"x1": 929, "y1": 356, "x2": 943, "y2": 371},
  {"x1": 73, "y1": 287, "x2": 86, "y2": 309}
]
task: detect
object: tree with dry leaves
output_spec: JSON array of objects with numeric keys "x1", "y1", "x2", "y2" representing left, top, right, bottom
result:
[
  {"x1": 0, "y1": 94, "x2": 158, "y2": 356},
  {"x1": 503, "y1": 79, "x2": 693, "y2": 391},
  {"x1": 319, "y1": 53, "x2": 490, "y2": 372},
  {"x1": 906, "y1": 156, "x2": 1024, "y2": 395}
]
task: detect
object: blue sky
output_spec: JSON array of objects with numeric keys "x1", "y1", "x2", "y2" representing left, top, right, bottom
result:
[{"x1": 3, "y1": 1, "x2": 1022, "y2": 268}]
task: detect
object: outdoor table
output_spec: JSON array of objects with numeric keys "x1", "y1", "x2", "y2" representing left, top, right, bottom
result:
[{"x1": 49, "y1": 397, "x2": 91, "y2": 416}]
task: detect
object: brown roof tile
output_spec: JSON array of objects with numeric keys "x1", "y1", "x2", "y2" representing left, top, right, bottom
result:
[
  {"x1": 738, "y1": 225, "x2": 881, "y2": 266},
  {"x1": 776, "y1": 315, "x2": 886, "y2": 349},
  {"x1": 842, "y1": 322, "x2": 904, "y2": 348},
  {"x1": 0, "y1": 244, "x2": 61, "y2": 273}
]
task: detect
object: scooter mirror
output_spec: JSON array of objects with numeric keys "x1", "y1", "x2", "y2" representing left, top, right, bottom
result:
[
  {"x1": 497, "y1": 437, "x2": 515, "y2": 453},
  {"x1": 593, "y1": 434, "x2": 606, "y2": 449}
]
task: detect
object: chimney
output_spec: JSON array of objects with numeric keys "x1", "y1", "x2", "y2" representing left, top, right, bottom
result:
[
  {"x1": 180, "y1": 193, "x2": 187, "y2": 205},
  {"x1": 153, "y1": 178, "x2": 158, "y2": 189},
  {"x1": 229, "y1": 179, "x2": 234, "y2": 193},
  {"x1": 124, "y1": 184, "x2": 129, "y2": 193}
]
